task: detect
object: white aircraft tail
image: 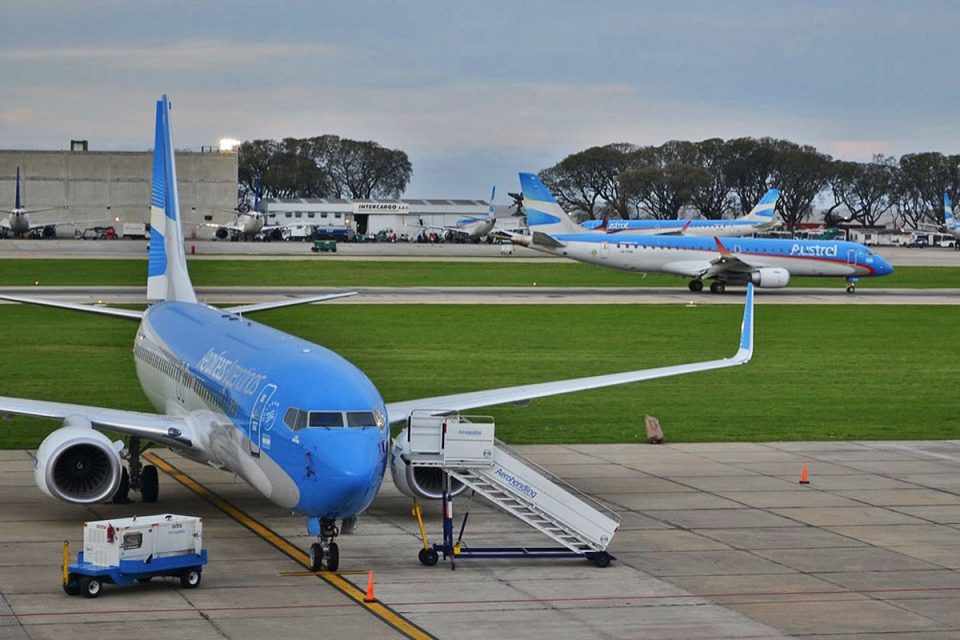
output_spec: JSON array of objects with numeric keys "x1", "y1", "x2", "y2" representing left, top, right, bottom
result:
[
  {"x1": 518, "y1": 173, "x2": 581, "y2": 234},
  {"x1": 739, "y1": 188, "x2": 780, "y2": 225},
  {"x1": 487, "y1": 185, "x2": 496, "y2": 221},
  {"x1": 147, "y1": 95, "x2": 197, "y2": 303}
]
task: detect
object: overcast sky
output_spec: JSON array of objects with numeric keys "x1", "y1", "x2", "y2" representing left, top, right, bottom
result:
[{"x1": 3, "y1": 1, "x2": 959, "y2": 199}]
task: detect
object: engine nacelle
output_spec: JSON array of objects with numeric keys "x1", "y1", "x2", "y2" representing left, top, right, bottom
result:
[
  {"x1": 750, "y1": 267, "x2": 790, "y2": 288},
  {"x1": 34, "y1": 417, "x2": 124, "y2": 504},
  {"x1": 390, "y1": 431, "x2": 466, "y2": 500}
]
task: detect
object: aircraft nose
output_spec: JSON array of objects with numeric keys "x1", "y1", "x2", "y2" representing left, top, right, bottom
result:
[
  {"x1": 301, "y1": 430, "x2": 385, "y2": 517},
  {"x1": 877, "y1": 256, "x2": 894, "y2": 276}
]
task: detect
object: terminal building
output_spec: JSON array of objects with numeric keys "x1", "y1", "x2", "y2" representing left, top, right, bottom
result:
[
  {"x1": 0, "y1": 147, "x2": 238, "y2": 238},
  {"x1": 259, "y1": 197, "x2": 522, "y2": 239}
]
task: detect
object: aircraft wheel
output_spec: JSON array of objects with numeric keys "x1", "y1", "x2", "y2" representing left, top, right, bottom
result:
[
  {"x1": 80, "y1": 577, "x2": 102, "y2": 598},
  {"x1": 326, "y1": 542, "x2": 340, "y2": 572},
  {"x1": 418, "y1": 548, "x2": 439, "y2": 566},
  {"x1": 709, "y1": 281, "x2": 726, "y2": 294},
  {"x1": 141, "y1": 465, "x2": 159, "y2": 503},
  {"x1": 310, "y1": 543, "x2": 324, "y2": 571},
  {"x1": 688, "y1": 279, "x2": 703, "y2": 292},
  {"x1": 846, "y1": 284, "x2": 856, "y2": 294},
  {"x1": 112, "y1": 467, "x2": 130, "y2": 504}
]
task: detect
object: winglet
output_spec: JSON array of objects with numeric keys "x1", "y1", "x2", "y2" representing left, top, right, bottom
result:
[
  {"x1": 15, "y1": 167, "x2": 21, "y2": 210},
  {"x1": 735, "y1": 283, "x2": 755, "y2": 362}
]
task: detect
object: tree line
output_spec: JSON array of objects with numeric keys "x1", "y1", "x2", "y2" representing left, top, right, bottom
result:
[
  {"x1": 539, "y1": 138, "x2": 960, "y2": 230},
  {"x1": 238, "y1": 136, "x2": 413, "y2": 202}
]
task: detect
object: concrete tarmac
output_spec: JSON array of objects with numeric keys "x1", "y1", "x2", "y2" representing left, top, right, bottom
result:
[
  {"x1": 4, "y1": 440, "x2": 960, "y2": 639},
  {"x1": 1, "y1": 239, "x2": 958, "y2": 266},
  {"x1": 2, "y1": 285, "x2": 959, "y2": 305}
]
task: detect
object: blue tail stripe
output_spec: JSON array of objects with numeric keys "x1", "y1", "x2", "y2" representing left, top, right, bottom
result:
[
  {"x1": 519, "y1": 173, "x2": 557, "y2": 203},
  {"x1": 151, "y1": 101, "x2": 166, "y2": 210},
  {"x1": 148, "y1": 227, "x2": 167, "y2": 276}
]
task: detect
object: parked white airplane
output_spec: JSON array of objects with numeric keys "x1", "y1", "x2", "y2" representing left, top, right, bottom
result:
[
  {"x1": 419, "y1": 187, "x2": 497, "y2": 241},
  {"x1": 0, "y1": 97, "x2": 757, "y2": 572},
  {"x1": 205, "y1": 209, "x2": 280, "y2": 241},
  {"x1": 1, "y1": 168, "x2": 99, "y2": 238}
]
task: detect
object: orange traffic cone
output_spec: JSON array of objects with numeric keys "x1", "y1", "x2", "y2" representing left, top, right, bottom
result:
[
  {"x1": 799, "y1": 464, "x2": 810, "y2": 485},
  {"x1": 364, "y1": 570, "x2": 376, "y2": 602}
]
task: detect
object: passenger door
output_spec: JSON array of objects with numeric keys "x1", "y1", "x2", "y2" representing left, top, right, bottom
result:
[{"x1": 248, "y1": 383, "x2": 278, "y2": 457}]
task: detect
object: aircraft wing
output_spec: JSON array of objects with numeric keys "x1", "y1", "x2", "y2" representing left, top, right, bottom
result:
[
  {"x1": 223, "y1": 291, "x2": 358, "y2": 314},
  {"x1": 28, "y1": 219, "x2": 107, "y2": 231},
  {"x1": 0, "y1": 294, "x2": 143, "y2": 319},
  {"x1": 0, "y1": 396, "x2": 194, "y2": 447},
  {"x1": 385, "y1": 284, "x2": 754, "y2": 424},
  {"x1": 200, "y1": 222, "x2": 244, "y2": 232}
]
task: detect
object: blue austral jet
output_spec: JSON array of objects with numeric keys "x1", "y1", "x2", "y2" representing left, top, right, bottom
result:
[
  {"x1": 581, "y1": 188, "x2": 781, "y2": 237},
  {"x1": 514, "y1": 173, "x2": 894, "y2": 294},
  {"x1": 0, "y1": 97, "x2": 757, "y2": 572}
]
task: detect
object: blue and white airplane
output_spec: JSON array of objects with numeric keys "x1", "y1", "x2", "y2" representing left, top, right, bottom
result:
[
  {"x1": 515, "y1": 173, "x2": 894, "y2": 294},
  {"x1": 1, "y1": 167, "x2": 99, "y2": 238},
  {"x1": 419, "y1": 186, "x2": 498, "y2": 241},
  {"x1": 0, "y1": 97, "x2": 757, "y2": 572},
  {"x1": 923, "y1": 193, "x2": 960, "y2": 248},
  {"x1": 581, "y1": 188, "x2": 780, "y2": 237}
]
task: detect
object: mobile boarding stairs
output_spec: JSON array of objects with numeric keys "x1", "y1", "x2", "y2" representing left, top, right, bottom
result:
[{"x1": 402, "y1": 411, "x2": 619, "y2": 568}]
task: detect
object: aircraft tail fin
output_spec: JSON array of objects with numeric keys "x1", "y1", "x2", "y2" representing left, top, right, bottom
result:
[
  {"x1": 739, "y1": 188, "x2": 780, "y2": 224},
  {"x1": 945, "y1": 193, "x2": 956, "y2": 228},
  {"x1": 518, "y1": 173, "x2": 581, "y2": 234},
  {"x1": 147, "y1": 95, "x2": 196, "y2": 303},
  {"x1": 15, "y1": 167, "x2": 21, "y2": 210},
  {"x1": 488, "y1": 185, "x2": 496, "y2": 220}
]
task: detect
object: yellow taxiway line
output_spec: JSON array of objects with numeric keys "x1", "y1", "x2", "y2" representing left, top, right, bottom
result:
[{"x1": 143, "y1": 451, "x2": 434, "y2": 640}]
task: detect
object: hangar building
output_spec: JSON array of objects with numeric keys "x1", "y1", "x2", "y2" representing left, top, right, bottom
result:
[
  {"x1": 0, "y1": 148, "x2": 238, "y2": 238},
  {"x1": 260, "y1": 197, "x2": 522, "y2": 239}
]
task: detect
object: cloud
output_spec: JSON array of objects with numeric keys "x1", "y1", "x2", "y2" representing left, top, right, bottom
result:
[{"x1": 2, "y1": 40, "x2": 338, "y2": 71}]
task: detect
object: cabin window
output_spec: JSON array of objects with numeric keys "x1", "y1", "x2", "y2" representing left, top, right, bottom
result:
[
  {"x1": 346, "y1": 411, "x2": 377, "y2": 427},
  {"x1": 308, "y1": 411, "x2": 344, "y2": 428},
  {"x1": 121, "y1": 532, "x2": 142, "y2": 550}
]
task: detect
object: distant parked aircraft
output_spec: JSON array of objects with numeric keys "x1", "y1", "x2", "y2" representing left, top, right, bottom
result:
[
  {"x1": 1, "y1": 168, "x2": 99, "y2": 238},
  {"x1": 419, "y1": 186, "x2": 498, "y2": 241},
  {"x1": 582, "y1": 189, "x2": 780, "y2": 237}
]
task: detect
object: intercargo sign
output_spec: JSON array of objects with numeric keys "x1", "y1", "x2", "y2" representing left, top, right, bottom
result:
[{"x1": 353, "y1": 202, "x2": 409, "y2": 214}]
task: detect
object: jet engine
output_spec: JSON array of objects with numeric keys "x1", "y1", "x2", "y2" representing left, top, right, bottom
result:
[
  {"x1": 750, "y1": 267, "x2": 790, "y2": 288},
  {"x1": 215, "y1": 227, "x2": 229, "y2": 240},
  {"x1": 34, "y1": 417, "x2": 124, "y2": 504},
  {"x1": 389, "y1": 431, "x2": 466, "y2": 500}
]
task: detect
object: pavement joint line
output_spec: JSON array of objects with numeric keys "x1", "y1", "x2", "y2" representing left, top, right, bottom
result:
[
  {"x1": 13, "y1": 585, "x2": 960, "y2": 620},
  {"x1": 142, "y1": 451, "x2": 436, "y2": 640}
]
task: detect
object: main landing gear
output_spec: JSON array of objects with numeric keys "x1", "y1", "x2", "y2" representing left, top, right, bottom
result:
[
  {"x1": 113, "y1": 437, "x2": 159, "y2": 504},
  {"x1": 689, "y1": 279, "x2": 727, "y2": 294},
  {"x1": 309, "y1": 518, "x2": 340, "y2": 572},
  {"x1": 846, "y1": 276, "x2": 859, "y2": 294}
]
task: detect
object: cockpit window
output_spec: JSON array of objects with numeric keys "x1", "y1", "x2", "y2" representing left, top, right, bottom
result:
[
  {"x1": 309, "y1": 411, "x2": 344, "y2": 428},
  {"x1": 346, "y1": 411, "x2": 377, "y2": 427},
  {"x1": 284, "y1": 408, "x2": 308, "y2": 430}
]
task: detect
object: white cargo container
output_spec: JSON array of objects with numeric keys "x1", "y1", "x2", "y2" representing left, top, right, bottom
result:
[
  {"x1": 83, "y1": 514, "x2": 202, "y2": 567},
  {"x1": 120, "y1": 222, "x2": 147, "y2": 239}
]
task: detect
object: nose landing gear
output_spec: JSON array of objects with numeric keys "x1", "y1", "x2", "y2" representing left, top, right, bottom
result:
[
  {"x1": 308, "y1": 518, "x2": 340, "y2": 572},
  {"x1": 846, "y1": 276, "x2": 859, "y2": 294}
]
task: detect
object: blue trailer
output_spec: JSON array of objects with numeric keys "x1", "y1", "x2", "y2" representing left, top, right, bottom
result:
[{"x1": 63, "y1": 514, "x2": 207, "y2": 598}]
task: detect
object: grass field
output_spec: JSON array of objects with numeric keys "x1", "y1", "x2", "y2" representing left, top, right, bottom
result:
[
  {"x1": 1, "y1": 259, "x2": 959, "y2": 288},
  {"x1": 0, "y1": 303, "x2": 956, "y2": 448}
]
